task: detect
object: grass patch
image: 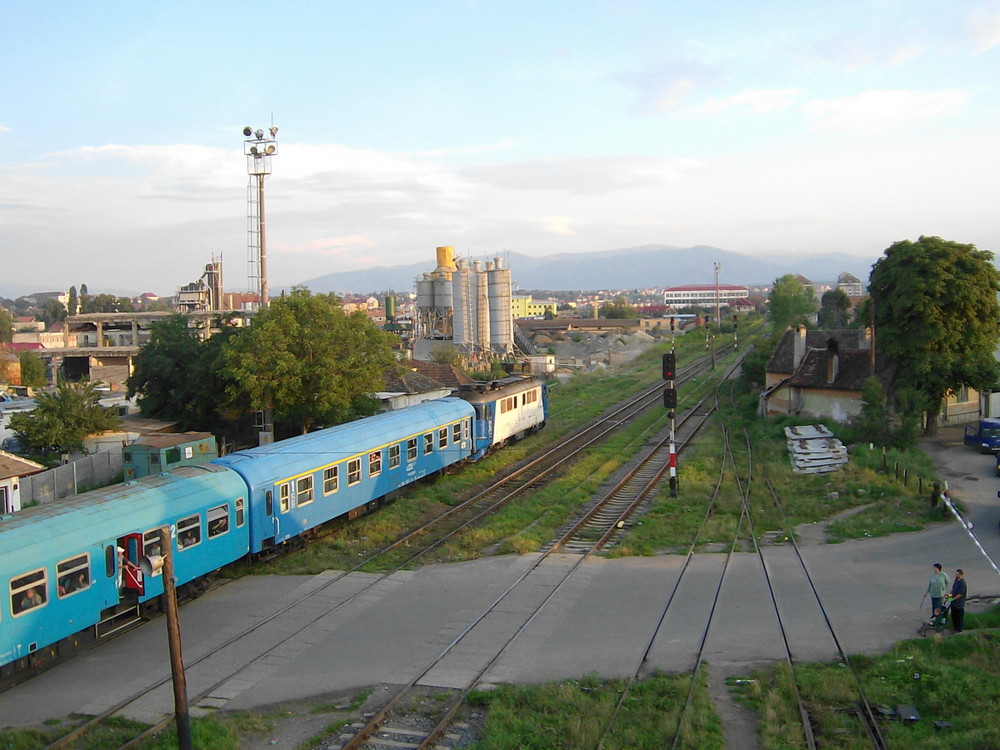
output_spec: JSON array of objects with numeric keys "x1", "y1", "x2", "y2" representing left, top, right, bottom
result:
[
  {"x1": 738, "y1": 609, "x2": 1000, "y2": 748},
  {"x1": 465, "y1": 671, "x2": 723, "y2": 750}
]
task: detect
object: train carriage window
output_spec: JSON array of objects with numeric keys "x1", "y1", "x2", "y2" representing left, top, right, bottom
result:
[
  {"x1": 143, "y1": 530, "x2": 164, "y2": 559},
  {"x1": 438, "y1": 428, "x2": 447, "y2": 449},
  {"x1": 279, "y1": 483, "x2": 290, "y2": 513},
  {"x1": 207, "y1": 504, "x2": 230, "y2": 538},
  {"x1": 463, "y1": 419, "x2": 470, "y2": 440},
  {"x1": 348, "y1": 458, "x2": 361, "y2": 486},
  {"x1": 323, "y1": 466, "x2": 339, "y2": 495},
  {"x1": 177, "y1": 515, "x2": 201, "y2": 549},
  {"x1": 369, "y1": 451, "x2": 382, "y2": 477},
  {"x1": 10, "y1": 569, "x2": 47, "y2": 616},
  {"x1": 388, "y1": 444, "x2": 401, "y2": 470},
  {"x1": 423, "y1": 433, "x2": 434, "y2": 455},
  {"x1": 235, "y1": 497, "x2": 245, "y2": 527},
  {"x1": 296, "y1": 476, "x2": 314, "y2": 507},
  {"x1": 323, "y1": 466, "x2": 339, "y2": 494},
  {"x1": 57, "y1": 555, "x2": 90, "y2": 598},
  {"x1": 142, "y1": 531, "x2": 164, "y2": 576},
  {"x1": 452, "y1": 423, "x2": 461, "y2": 443},
  {"x1": 406, "y1": 438, "x2": 417, "y2": 462}
]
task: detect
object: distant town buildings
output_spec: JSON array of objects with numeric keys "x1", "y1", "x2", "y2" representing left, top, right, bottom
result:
[
  {"x1": 663, "y1": 284, "x2": 750, "y2": 308},
  {"x1": 511, "y1": 293, "x2": 559, "y2": 319}
]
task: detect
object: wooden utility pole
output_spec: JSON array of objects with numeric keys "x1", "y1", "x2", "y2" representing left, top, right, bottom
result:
[{"x1": 158, "y1": 526, "x2": 192, "y2": 750}]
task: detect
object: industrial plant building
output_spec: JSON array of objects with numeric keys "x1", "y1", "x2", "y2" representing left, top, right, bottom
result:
[{"x1": 413, "y1": 246, "x2": 516, "y2": 361}]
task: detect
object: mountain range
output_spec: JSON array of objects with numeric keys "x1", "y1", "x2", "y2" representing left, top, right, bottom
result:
[
  {"x1": 292, "y1": 244, "x2": 880, "y2": 295},
  {"x1": 0, "y1": 245, "x2": 880, "y2": 301}
]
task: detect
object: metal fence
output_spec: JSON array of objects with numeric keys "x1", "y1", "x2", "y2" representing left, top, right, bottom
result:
[{"x1": 22, "y1": 452, "x2": 124, "y2": 506}]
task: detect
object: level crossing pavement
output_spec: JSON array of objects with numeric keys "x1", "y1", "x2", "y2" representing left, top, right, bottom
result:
[{"x1": 1, "y1": 428, "x2": 997, "y2": 728}]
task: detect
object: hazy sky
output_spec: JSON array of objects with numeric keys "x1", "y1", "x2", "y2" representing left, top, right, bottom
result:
[{"x1": 2, "y1": 1, "x2": 999, "y2": 296}]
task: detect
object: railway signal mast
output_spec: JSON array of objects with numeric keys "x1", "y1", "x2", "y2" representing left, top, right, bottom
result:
[{"x1": 662, "y1": 348, "x2": 678, "y2": 496}]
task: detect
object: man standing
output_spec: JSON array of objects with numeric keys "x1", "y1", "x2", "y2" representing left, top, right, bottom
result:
[
  {"x1": 927, "y1": 563, "x2": 949, "y2": 617},
  {"x1": 950, "y1": 569, "x2": 967, "y2": 633}
]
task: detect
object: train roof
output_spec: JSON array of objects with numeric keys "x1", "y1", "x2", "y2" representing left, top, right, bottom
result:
[
  {"x1": 212, "y1": 397, "x2": 476, "y2": 485},
  {"x1": 455, "y1": 376, "x2": 543, "y2": 404},
  {"x1": 0, "y1": 465, "x2": 246, "y2": 562}
]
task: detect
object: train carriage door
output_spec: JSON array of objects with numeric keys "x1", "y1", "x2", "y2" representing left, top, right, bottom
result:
[{"x1": 116, "y1": 533, "x2": 145, "y2": 597}]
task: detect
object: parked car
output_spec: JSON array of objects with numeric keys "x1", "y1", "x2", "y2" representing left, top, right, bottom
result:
[{"x1": 963, "y1": 419, "x2": 1000, "y2": 453}]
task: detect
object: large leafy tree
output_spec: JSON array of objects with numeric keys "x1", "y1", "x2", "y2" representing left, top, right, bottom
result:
[
  {"x1": 817, "y1": 288, "x2": 852, "y2": 329},
  {"x1": 768, "y1": 274, "x2": 814, "y2": 332},
  {"x1": 126, "y1": 315, "x2": 249, "y2": 440},
  {"x1": 223, "y1": 288, "x2": 400, "y2": 435},
  {"x1": 868, "y1": 235, "x2": 1000, "y2": 434},
  {"x1": 127, "y1": 314, "x2": 205, "y2": 419},
  {"x1": 8, "y1": 379, "x2": 122, "y2": 456}
]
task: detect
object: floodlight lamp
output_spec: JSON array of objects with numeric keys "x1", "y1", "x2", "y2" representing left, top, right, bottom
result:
[
  {"x1": 269, "y1": 126, "x2": 278, "y2": 137},
  {"x1": 255, "y1": 129, "x2": 264, "y2": 139},
  {"x1": 250, "y1": 146, "x2": 258, "y2": 155},
  {"x1": 243, "y1": 126, "x2": 252, "y2": 136},
  {"x1": 265, "y1": 145, "x2": 275, "y2": 154}
]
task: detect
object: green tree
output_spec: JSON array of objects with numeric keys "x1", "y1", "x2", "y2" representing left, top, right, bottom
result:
[
  {"x1": 85, "y1": 294, "x2": 132, "y2": 313},
  {"x1": 429, "y1": 343, "x2": 463, "y2": 366},
  {"x1": 868, "y1": 235, "x2": 1000, "y2": 434},
  {"x1": 768, "y1": 275, "x2": 814, "y2": 332},
  {"x1": 126, "y1": 314, "x2": 205, "y2": 419},
  {"x1": 223, "y1": 288, "x2": 400, "y2": 435},
  {"x1": 817, "y1": 288, "x2": 852, "y2": 329},
  {"x1": 853, "y1": 377, "x2": 892, "y2": 446},
  {"x1": 127, "y1": 315, "x2": 251, "y2": 439},
  {"x1": 8, "y1": 379, "x2": 122, "y2": 456},
  {"x1": 67, "y1": 286, "x2": 79, "y2": 316},
  {"x1": 0, "y1": 306, "x2": 12, "y2": 343},
  {"x1": 600, "y1": 296, "x2": 637, "y2": 319},
  {"x1": 40, "y1": 298, "x2": 67, "y2": 327},
  {"x1": 18, "y1": 350, "x2": 47, "y2": 387}
]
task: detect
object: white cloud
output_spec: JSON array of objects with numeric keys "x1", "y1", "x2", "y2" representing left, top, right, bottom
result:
[
  {"x1": 800, "y1": 90, "x2": 970, "y2": 132},
  {"x1": 966, "y1": 4, "x2": 1000, "y2": 50},
  {"x1": 541, "y1": 217, "x2": 577, "y2": 236},
  {"x1": 687, "y1": 88, "x2": 803, "y2": 118},
  {"x1": 618, "y1": 61, "x2": 722, "y2": 115}
]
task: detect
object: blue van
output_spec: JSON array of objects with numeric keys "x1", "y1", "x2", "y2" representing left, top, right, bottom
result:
[{"x1": 964, "y1": 418, "x2": 1000, "y2": 453}]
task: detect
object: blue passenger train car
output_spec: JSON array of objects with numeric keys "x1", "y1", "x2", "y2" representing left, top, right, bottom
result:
[
  {"x1": 212, "y1": 398, "x2": 477, "y2": 554},
  {"x1": 1, "y1": 377, "x2": 547, "y2": 684},
  {"x1": 0, "y1": 466, "x2": 249, "y2": 681}
]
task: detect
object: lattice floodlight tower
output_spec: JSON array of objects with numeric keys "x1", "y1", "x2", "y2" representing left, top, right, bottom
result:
[{"x1": 244, "y1": 125, "x2": 278, "y2": 310}]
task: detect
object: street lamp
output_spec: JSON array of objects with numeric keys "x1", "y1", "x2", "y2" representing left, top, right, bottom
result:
[{"x1": 244, "y1": 125, "x2": 278, "y2": 311}]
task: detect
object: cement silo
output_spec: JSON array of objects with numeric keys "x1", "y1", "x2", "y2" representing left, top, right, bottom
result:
[
  {"x1": 487, "y1": 257, "x2": 513, "y2": 352},
  {"x1": 473, "y1": 260, "x2": 491, "y2": 349},
  {"x1": 415, "y1": 273, "x2": 435, "y2": 337},
  {"x1": 452, "y1": 258, "x2": 474, "y2": 348}
]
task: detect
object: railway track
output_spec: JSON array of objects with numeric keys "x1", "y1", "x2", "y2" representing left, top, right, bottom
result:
[
  {"x1": 29, "y1": 347, "x2": 735, "y2": 749},
  {"x1": 649, "y1": 381, "x2": 890, "y2": 749},
  {"x1": 334, "y1": 357, "x2": 746, "y2": 750}
]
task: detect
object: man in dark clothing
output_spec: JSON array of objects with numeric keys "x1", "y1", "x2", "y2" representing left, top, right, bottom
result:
[{"x1": 949, "y1": 569, "x2": 967, "y2": 633}]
